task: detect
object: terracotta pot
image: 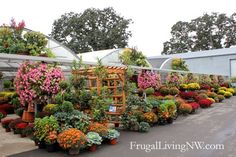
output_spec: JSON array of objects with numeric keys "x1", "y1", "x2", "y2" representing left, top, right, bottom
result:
[
  {"x1": 22, "y1": 111, "x2": 34, "y2": 122},
  {"x1": 109, "y1": 139, "x2": 118, "y2": 145},
  {"x1": 89, "y1": 145, "x2": 97, "y2": 152}
]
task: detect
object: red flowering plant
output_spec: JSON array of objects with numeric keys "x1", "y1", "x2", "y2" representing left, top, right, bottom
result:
[
  {"x1": 1, "y1": 118, "x2": 14, "y2": 129},
  {"x1": 15, "y1": 122, "x2": 28, "y2": 134},
  {"x1": 14, "y1": 61, "x2": 64, "y2": 107},
  {"x1": 138, "y1": 70, "x2": 161, "y2": 90},
  {"x1": 180, "y1": 91, "x2": 197, "y2": 99},
  {"x1": 189, "y1": 102, "x2": 200, "y2": 112},
  {"x1": 198, "y1": 99, "x2": 213, "y2": 108}
]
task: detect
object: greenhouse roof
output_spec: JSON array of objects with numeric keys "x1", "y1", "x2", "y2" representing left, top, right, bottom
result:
[
  {"x1": 148, "y1": 47, "x2": 236, "y2": 59},
  {"x1": 77, "y1": 49, "x2": 123, "y2": 63}
]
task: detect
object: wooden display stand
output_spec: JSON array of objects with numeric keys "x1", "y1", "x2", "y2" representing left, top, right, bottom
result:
[{"x1": 72, "y1": 66, "x2": 127, "y2": 125}]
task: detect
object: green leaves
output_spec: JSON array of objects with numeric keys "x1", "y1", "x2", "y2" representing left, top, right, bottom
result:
[
  {"x1": 162, "y1": 12, "x2": 236, "y2": 54},
  {"x1": 51, "y1": 7, "x2": 132, "y2": 53}
]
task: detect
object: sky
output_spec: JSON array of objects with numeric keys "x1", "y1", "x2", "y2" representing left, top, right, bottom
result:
[{"x1": 1, "y1": 0, "x2": 236, "y2": 57}]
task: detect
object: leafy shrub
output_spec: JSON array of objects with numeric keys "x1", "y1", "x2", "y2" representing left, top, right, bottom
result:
[
  {"x1": 24, "y1": 31, "x2": 47, "y2": 56},
  {"x1": 139, "y1": 122, "x2": 150, "y2": 132},
  {"x1": 145, "y1": 87, "x2": 155, "y2": 95},
  {"x1": 79, "y1": 90, "x2": 92, "y2": 109},
  {"x1": 59, "y1": 80, "x2": 69, "y2": 90},
  {"x1": 143, "y1": 112, "x2": 158, "y2": 124},
  {"x1": 60, "y1": 101, "x2": 74, "y2": 112},
  {"x1": 54, "y1": 93, "x2": 63, "y2": 104},
  {"x1": 169, "y1": 87, "x2": 180, "y2": 95},
  {"x1": 171, "y1": 58, "x2": 189, "y2": 71},
  {"x1": 159, "y1": 86, "x2": 169, "y2": 96},
  {"x1": 43, "y1": 104, "x2": 58, "y2": 114},
  {"x1": 3, "y1": 80, "x2": 12, "y2": 89},
  {"x1": 34, "y1": 116, "x2": 59, "y2": 142},
  {"x1": 14, "y1": 108, "x2": 24, "y2": 117}
]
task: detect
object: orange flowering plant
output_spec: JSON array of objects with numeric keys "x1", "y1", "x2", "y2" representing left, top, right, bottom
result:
[
  {"x1": 57, "y1": 128, "x2": 87, "y2": 149},
  {"x1": 45, "y1": 131, "x2": 57, "y2": 144},
  {"x1": 88, "y1": 122, "x2": 108, "y2": 137}
]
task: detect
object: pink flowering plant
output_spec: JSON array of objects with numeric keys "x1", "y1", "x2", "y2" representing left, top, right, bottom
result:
[
  {"x1": 14, "y1": 61, "x2": 64, "y2": 106},
  {"x1": 138, "y1": 70, "x2": 161, "y2": 89},
  {"x1": 166, "y1": 72, "x2": 182, "y2": 88}
]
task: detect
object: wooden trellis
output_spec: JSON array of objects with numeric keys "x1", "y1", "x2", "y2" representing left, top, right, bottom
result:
[{"x1": 72, "y1": 66, "x2": 127, "y2": 124}]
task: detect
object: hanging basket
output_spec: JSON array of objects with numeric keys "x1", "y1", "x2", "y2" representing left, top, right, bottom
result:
[{"x1": 22, "y1": 111, "x2": 34, "y2": 122}]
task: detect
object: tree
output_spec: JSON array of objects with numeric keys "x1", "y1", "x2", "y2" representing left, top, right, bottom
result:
[
  {"x1": 51, "y1": 7, "x2": 132, "y2": 53},
  {"x1": 162, "y1": 13, "x2": 236, "y2": 54}
]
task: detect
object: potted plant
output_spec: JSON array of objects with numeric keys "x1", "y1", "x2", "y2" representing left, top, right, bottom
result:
[
  {"x1": 86, "y1": 132, "x2": 102, "y2": 152},
  {"x1": 45, "y1": 131, "x2": 58, "y2": 152},
  {"x1": 88, "y1": 122, "x2": 108, "y2": 137},
  {"x1": 15, "y1": 122, "x2": 28, "y2": 137},
  {"x1": 1, "y1": 118, "x2": 14, "y2": 132},
  {"x1": 34, "y1": 116, "x2": 59, "y2": 149},
  {"x1": 9, "y1": 118, "x2": 23, "y2": 134},
  {"x1": 105, "y1": 129, "x2": 120, "y2": 145},
  {"x1": 22, "y1": 123, "x2": 34, "y2": 137},
  {"x1": 57, "y1": 128, "x2": 86, "y2": 155},
  {"x1": 138, "y1": 122, "x2": 150, "y2": 132},
  {"x1": 179, "y1": 103, "x2": 192, "y2": 115}
]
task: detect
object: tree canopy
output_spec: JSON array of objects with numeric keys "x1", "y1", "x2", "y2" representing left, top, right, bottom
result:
[
  {"x1": 162, "y1": 13, "x2": 236, "y2": 54},
  {"x1": 51, "y1": 7, "x2": 132, "y2": 53}
]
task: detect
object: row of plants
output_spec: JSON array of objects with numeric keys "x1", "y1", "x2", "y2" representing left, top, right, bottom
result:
[{"x1": 120, "y1": 70, "x2": 236, "y2": 132}]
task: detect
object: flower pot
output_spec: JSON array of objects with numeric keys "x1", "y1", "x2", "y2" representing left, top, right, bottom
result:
[
  {"x1": 68, "y1": 147, "x2": 80, "y2": 155},
  {"x1": 5, "y1": 128, "x2": 11, "y2": 132},
  {"x1": 22, "y1": 111, "x2": 34, "y2": 123},
  {"x1": 166, "y1": 118, "x2": 173, "y2": 124},
  {"x1": 89, "y1": 145, "x2": 97, "y2": 152},
  {"x1": 46, "y1": 143, "x2": 58, "y2": 152},
  {"x1": 21, "y1": 134, "x2": 26, "y2": 138},
  {"x1": 114, "y1": 123, "x2": 119, "y2": 128},
  {"x1": 38, "y1": 141, "x2": 46, "y2": 149},
  {"x1": 109, "y1": 139, "x2": 118, "y2": 145}
]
